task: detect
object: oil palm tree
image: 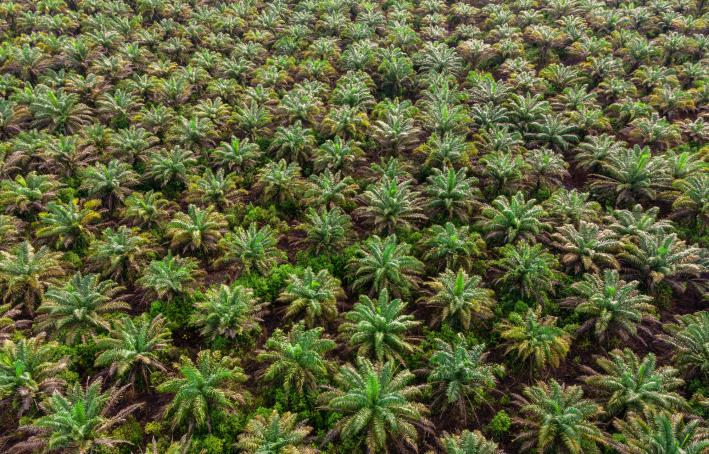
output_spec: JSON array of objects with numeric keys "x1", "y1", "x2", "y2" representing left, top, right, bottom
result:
[
  {"x1": 278, "y1": 267, "x2": 343, "y2": 327},
  {"x1": 304, "y1": 170, "x2": 358, "y2": 210},
  {"x1": 80, "y1": 159, "x2": 139, "y2": 211},
  {"x1": 94, "y1": 313, "x2": 170, "y2": 388},
  {"x1": 137, "y1": 255, "x2": 202, "y2": 302},
  {"x1": 144, "y1": 147, "x2": 198, "y2": 189},
  {"x1": 297, "y1": 207, "x2": 351, "y2": 255},
  {"x1": 349, "y1": 234, "x2": 424, "y2": 297},
  {"x1": 192, "y1": 284, "x2": 267, "y2": 342},
  {"x1": 257, "y1": 322, "x2": 335, "y2": 394},
  {"x1": 498, "y1": 307, "x2": 571, "y2": 372},
  {"x1": 620, "y1": 231, "x2": 704, "y2": 293},
  {"x1": 122, "y1": 190, "x2": 173, "y2": 229},
  {"x1": 0, "y1": 172, "x2": 59, "y2": 218},
  {"x1": 421, "y1": 222, "x2": 483, "y2": 271},
  {"x1": 479, "y1": 192, "x2": 545, "y2": 245},
  {"x1": 425, "y1": 268, "x2": 496, "y2": 330},
  {"x1": 340, "y1": 289, "x2": 420, "y2": 363},
  {"x1": 12, "y1": 379, "x2": 142, "y2": 454},
  {"x1": 319, "y1": 359, "x2": 429, "y2": 453},
  {"x1": 0, "y1": 241, "x2": 65, "y2": 314},
  {"x1": 548, "y1": 221, "x2": 620, "y2": 274},
  {"x1": 591, "y1": 145, "x2": 670, "y2": 206},
  {"x1": 186, "y1": 168, "x2": 244, "y2": 210},
  {"x1": 220, "y1": 223, "x2": 286, "y2": 275},
  {"x1": 582, "y1": 349, "x2": 685, "y2": 416},
  {"x1": 567, "y1": 270, "x2": 656, "y2": 344},
  {"x1": 211, "y1": 136, "x2": 262, "y2": 173},
  {"x1": 158, "y1": 350, "x2": 247, "y2": 434},
  {"x1": 659, "y1": 311, "x2": 709, "y2": 381},
  {"x1": 87, "y1": 226, "x2": 156, "y2": 283},
  {"x1": 36, "y1": 272, "x2": 129, "y2": 345},
  {"x1": 236, "y1": 410, "x2": 314, "y2": 454},
  {"x1": 428, "y1": 335, "x2": 500, "y2": 420},
  {"x1": 356, "y1": 176, "x2": 426, "y2": 234},
  {"x1": 513, "y1": 379, "x2": 606, "y2": 453},
  {"x1": 28, "y1": 87, "x2": 93, "y2": 134},
  {"x1": 166, "y1": 204, "x2": 227, "y2": 256},
  {"x1": 494, "y1": 242, "x2": 561, "y2": 303},
  {"x1": 255, "y1": 159, "x2": 305, "y2": 205},
  {"x1": 36, "y1": 199, "x2": 103, "y2": 250},
  {"x1": 425, "y1": 166, "x2": 479, "y2": 222},
  {"x1": 0, "y1": 334, "x2": 67, "y2": 417},
  {"x1": 612, "y1": 410, "x2": 709, "y2": 454},
  {"x1": 438, "y1": 430, "x2": 502, "y2": 454}
]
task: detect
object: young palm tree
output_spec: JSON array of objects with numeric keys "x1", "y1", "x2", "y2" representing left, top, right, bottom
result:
[
  {"x1": 137, "y1": 255, "x2": 202, "y2": 302},
  {"x1": 255, "y1": 159, "x2": 305, "y2": 204},
  {"x1": 498, "y1": 307, "x2": 571, "y2": 372},
  {"x1": 608, "y1": 204, "x2": 674, "y2": 240},
  {"x1": 0, "y1": 334, "x2": 67, "y2": 417},
  {"x1": 0, "y1": 241, "x2": 65, "y2": 314},
  {"x1": 94, "y1": 313, "x2": 171, "y2": 388},
  {"x1": 612, "y1": 410, "x2": 709, "y2": 454},
  {"x1": 122, "y1": 190, "x2": 173, "y2": 228},
  {"x1": 513, "y1": 379, "x2": 606, "y2": 453},
  {"x1": 219, "y1": 223, "x2": 286, "y2": 275},
  {"x1": 297, "y1": 207, "x2": 351, "y2": 254},
  {"x1": 257, "y1": 322, "x2": 336, "y2": 394},
  {"x1": 211, "y1": 136, "x2": 262, "y2": 173},
  {"x1": 158, "y1": 350, "x2": 247, "y2": 434},
  {"x1": 80, "y1": 159, "x2": 138, "y2": 211},
  {"x1": 319, "y1": 359, "x2": 429, "y2": 453},
  {"x1": 478, "y1": 152, "x2": 527, "y2": 196},
  {"x1": 660, "y1": 311, "x2": 709, "y2": 381},
  {"x1": 425, "y1": 268, "x2": 496, "y2": 330},
  {"x1": 236, "y1": 410, "x2": 314, "y2": 454},
  {"x1": 349, "y1": 234, "x2": 424, "y2": 297},
  {"x1": 479, "y1": 192, "x2": 545, "y2": 245},
  {"x1": 548, "y1": 221, "x2": 620, "y2": 274},
  {"x1": 0, "y1": 172, "x2": 59, "y2": 218},
  {"x1": 166, "y1": 204, "x2": 227, "y2": 255},
  {"x1": 356, "y1": 176, "x2": 426, "y2": 234},
  {"x1": 428, "y1": 336, "x2": 500, "y2": 420},
  {"x1": 544, "y1": 189, "x2": 601, "y2": 226},
  {"x1": 524, "y1": 147, "x2": 569, "y2": 191},
  {"x1": 270, "y1": 121, "x2": 316, "y2": 164},
  {"x1": 313, "y1": 137, "x2": 364, "y2": 172},
  {"x1": 620, "y1": 231, "x2": 704, "y2": 292},
  {"x1": 36, "y1": 272, "x2": 129, "y2": 345},
  {"x1": 144, "y1": 147, "x2": 198, "y2": 188},
  {"x1": 494, "y1": 242, "x2": 560, "y2": 303},
  {"x1": 671, "y1": 174, "x2": 708, "y2": 232},
  {"x1": 87, "y1": 226, "x2": 156, "y2": 283},
  {"x1": 28, "y1": 88, "x2": 92, "y2": 134},
  {"x1": 582, "y1": 349, "x2": 685, "y2": 416},
  {"x1": 575, "y1": 133, "x2": 626, "y2": 173},
  {"x1": 278, "y1": 267, "x2": 343, "y2": 327},
  {"x1": 567, "y1": 270, "x2": 656, "y2": 343},
  {"x1": 192, "y1": 284, "x2": 267, "y2": 341},
  {"x1": 304, "y1": 169, "x2": 358, "y2": 209},
  {"x1": 438, "y1": 430, "x2": 502, "y2": 454},
  {"x1": 340, "y1": 289, "x2": 420, "y2": 363},
  {"x1": 425, "y1": 166, "x2": 479, "y2": 222},
  {"x1": 421, "y1": 222, "x2": 483, "y2": 271},
  {"x1": 591, "y1": 146, "x2": 670, "y2": 206},
  {"x1": 35, "y1": 199, "x2": 103, "y2": 250},
  {"x1": 528, "y1": 113, "x2": 579, "y2": 152},
  {"x1": 186, "y1": 168, "x2": 244, "y2": 210}
]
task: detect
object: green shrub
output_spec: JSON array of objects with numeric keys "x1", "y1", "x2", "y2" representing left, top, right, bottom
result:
[{"x1": 486, "y1": 410, "x2": 511, "y2": 439}]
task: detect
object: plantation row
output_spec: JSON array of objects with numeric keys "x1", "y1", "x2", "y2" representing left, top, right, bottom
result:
[{"x1": 0, "y1": 0, "x2": 707, "y2": 452}]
